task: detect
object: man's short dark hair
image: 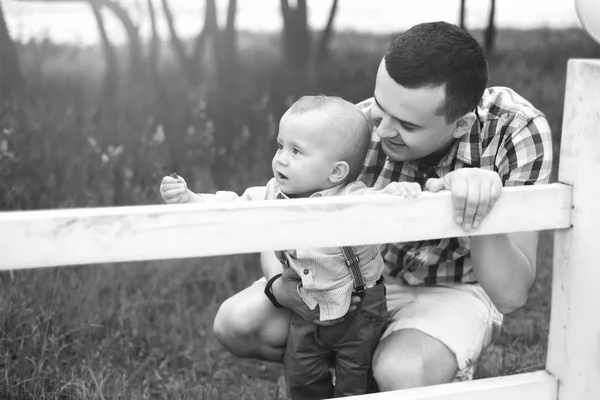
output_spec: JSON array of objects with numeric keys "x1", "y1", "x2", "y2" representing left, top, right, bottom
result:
[{"x1": 384, "y1": 21, "x2": 488, "y2": 122}]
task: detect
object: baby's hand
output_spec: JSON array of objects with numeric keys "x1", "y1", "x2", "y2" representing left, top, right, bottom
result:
[
  {"x1": 383, "y1": 182, "x2": 422, "y2": 197},
  {"x1": 160, "y1": 173, "x2": 189, "y2": 203}
]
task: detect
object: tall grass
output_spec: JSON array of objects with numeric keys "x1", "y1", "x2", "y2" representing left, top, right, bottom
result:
[{"x1": 1, "y1": 28, "x2": 599, "y2": 399}]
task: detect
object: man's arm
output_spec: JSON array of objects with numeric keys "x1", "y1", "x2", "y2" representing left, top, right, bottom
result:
[{"x1": 427, "y1": 115, "x2": 552, "y2": 314}]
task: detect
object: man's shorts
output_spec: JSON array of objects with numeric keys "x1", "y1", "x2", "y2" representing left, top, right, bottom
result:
[{"x1": 382, "y1": 280, "x2": 503, "y2": 379}]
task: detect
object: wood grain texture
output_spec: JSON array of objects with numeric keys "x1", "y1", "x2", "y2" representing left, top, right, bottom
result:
[
  {"x1": 342, "y1": 371, "x2": 556, "y2": 400},
  {"x1": 0, "y1": 183, "x2": 571, "y2": 270},
  {"x1": 547, "y1": 59, "x2": 600, "y2": 400}
]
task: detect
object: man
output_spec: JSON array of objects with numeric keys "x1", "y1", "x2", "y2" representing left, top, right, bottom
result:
[{"x1": 213, "y1": 21, "x2": 553, "y2": 391}]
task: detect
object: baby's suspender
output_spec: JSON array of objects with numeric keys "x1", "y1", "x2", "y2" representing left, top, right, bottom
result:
[{"x1": 274, "y1": 247, "x2": 366, "y2": 298}]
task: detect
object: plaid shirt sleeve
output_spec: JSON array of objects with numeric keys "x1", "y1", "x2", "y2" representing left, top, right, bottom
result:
[{"x1": 495, "y1": 114, "x2": 553, "y2": 187}]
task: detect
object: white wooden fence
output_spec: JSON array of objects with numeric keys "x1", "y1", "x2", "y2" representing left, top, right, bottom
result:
[{"x1": 1, "y1": 59, "x2": 599, "y2": 400}]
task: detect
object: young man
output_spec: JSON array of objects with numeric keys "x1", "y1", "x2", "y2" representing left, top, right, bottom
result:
[{"x1": 213, "y1": 21, "x2": 553, "y2": 390}]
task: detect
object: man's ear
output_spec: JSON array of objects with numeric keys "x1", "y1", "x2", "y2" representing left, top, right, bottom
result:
[
  {"x1": 451, "y1": 111, "x2": 477, "y2": 139},
  {"x1": 329, "y1": 161, "x2": 350, "y2": 184}
]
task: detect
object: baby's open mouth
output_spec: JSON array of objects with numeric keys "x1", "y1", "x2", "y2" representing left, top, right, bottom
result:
[{"x1": 276, "y1": 171, "x2": 288, "y2": 180}]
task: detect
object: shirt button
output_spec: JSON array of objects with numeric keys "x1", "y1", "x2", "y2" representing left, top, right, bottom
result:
[{"x1": 303, "y1": 269, "x2": 309, "y2": 275}]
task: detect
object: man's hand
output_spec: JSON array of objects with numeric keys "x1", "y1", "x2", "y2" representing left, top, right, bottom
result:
[
  {"x1": 272, "y1": 268, "x2": 360, "y2": 326},
  {"x1": 382, "y1": 181, "x2": 422, "y2": 197},
  {"x1": 160, "y1": 174, "x2": 189, "y2": 204},
  {"x1": 425, "y1": 168, "x2": 502, "y2": 231}
]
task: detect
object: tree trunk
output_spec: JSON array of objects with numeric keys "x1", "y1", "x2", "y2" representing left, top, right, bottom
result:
[
  {"x1": 146, "y1": 0, "x2": 161, "y2": 70},
  {"x1": 0, "y1": 0, "x2": 25, "y2": 97},
  {"x1": 219, "y1": 0, "x2": 238, "y2": 79},
  {"x1": 90, "y1": 0, "x2": 144, "y2": 75},
  {"x1": 160, "y1": 0, "x2": 190, "y2": 79},
  {"x1": 459, "y1": 0, "x2": 467, "y2": 30},
  {"x1": 314, "y1": 0, "x2": 338, "y2": 66},
  {"x1": 280, "y1": 0, "x2": 311, "y2": 71},
  {"x1": 307, "y1": 0, "x2": 338, "y2": 86},
  {"x1": 89, "y1": 1, "x2": 118, "y2": 94},
  {"x1": 484, "y1": 0, "x2": 496, "y2": 54},
  {"x1": 192, "y1": 0, "x2": 219, "y2": 85}
]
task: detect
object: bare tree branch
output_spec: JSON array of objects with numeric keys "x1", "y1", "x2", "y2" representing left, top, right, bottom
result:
[
  {"x1": 160, "y1": 0, "x2": 189, "y2": 77},
  {"x1": 89, "y1": 0, "x2": 144, "y2": 74},
  {"x1": 146, "y1": 0, "x2": 161, "y2": 68}
]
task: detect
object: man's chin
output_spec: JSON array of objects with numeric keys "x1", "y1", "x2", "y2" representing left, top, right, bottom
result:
[{"x1": 381, "y1": 141, "x2": 412, "y2": 161}]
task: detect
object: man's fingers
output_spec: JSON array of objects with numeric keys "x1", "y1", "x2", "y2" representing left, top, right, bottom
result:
[
  {"x1": 461, "y1": 181, "x2": 480, "y2": 231},
  {"x1": 473, "y1": 181, "x2": 492, "y2": 230},
  {"x1": 409, "y1": 182, "x2": 422, "y2": 197},
  {"x1": 425, "y1": 177, "x2": 445, "y2": 192},
  {"x1": 449, "y1": 176, "x2": 468, "y2": 225}
]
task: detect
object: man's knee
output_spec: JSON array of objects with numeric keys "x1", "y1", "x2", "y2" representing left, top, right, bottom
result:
[
  {"x1": 213, "y1": 284, "x2": 291, "y2": 360},
  {"x1": 213, "y1": 293, "x2": 261, "y2": 354},
  {"x1": 372, "y1": 330, "x2": 458, "y2": 391}
]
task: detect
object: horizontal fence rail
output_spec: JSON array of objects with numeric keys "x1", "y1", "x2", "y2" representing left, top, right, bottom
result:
[
  {"x1": 344, "y1": 371, "x2": 557, "y2": 400},
  {"x1": 0, "y1": 183, "x2": 571, "y2": 270}
]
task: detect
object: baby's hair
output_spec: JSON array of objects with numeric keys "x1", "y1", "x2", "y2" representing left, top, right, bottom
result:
[{"x1": 286, "y1": 95, "x2": 371, "y2": 182}]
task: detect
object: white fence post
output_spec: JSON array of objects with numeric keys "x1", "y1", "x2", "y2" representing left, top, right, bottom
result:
[{"x1": 546, "y1": 59, "x2": 600, "y2": 399}]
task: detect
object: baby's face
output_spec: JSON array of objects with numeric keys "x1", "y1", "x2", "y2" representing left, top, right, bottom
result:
[{"x1": 272, "y1": 111, "x2": 342, "y2": 197}]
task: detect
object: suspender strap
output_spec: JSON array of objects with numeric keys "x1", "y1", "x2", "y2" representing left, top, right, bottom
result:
[{"x1": 341, "y1": 246, "x2": 366, "y2": 298}]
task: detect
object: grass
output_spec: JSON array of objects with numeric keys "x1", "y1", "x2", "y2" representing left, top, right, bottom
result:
[{"x1": 1, "y1": 27, "x2": 600, "y2": 398}]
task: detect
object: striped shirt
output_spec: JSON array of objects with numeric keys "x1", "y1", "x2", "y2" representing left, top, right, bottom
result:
[
  {"x1": 356, "y1": 86, "x2": 553, "y2": 285},
  {"x1": 199, "y1": 178, "x2": 401, "y2": 321}
]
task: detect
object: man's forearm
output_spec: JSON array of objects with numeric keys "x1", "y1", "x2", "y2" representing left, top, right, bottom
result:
[{"x1": 470, "y1": 233, "x2": 536, "y2": 314}]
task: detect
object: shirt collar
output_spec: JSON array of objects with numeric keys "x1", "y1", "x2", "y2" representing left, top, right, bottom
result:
[
  {"x1": 275, "y1": 182, "x2": 348, "y2": 199},
  {"x1": 455, "y1": 105, "x2": 485, "y2": 167}
]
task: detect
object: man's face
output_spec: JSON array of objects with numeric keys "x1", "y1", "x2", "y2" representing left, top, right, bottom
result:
[
  {"x1": 271, "y1": 111, "x2": 340, "y2": 197},
  {"x1": 371, "y1": 59, "x2": 458, "y2": 162}
]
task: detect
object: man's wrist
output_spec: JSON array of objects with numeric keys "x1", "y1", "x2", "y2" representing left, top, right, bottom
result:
[{"x1": 264, "y1": 273, "x2": 284, "y2": 308}]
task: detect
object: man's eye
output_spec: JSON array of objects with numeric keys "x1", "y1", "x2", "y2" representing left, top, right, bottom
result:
[{"x1": 401, "y1": 124, "x2": 416, "y2": 132}]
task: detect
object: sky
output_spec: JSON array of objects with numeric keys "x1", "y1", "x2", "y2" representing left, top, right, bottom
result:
[{"x1": 3, "y1": 0, "x2": 585, "y2": 46}]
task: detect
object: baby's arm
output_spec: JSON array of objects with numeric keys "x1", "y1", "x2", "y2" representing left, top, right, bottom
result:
[{"x1": 159, "y1": 174, "x2": 273, "y2": 204}]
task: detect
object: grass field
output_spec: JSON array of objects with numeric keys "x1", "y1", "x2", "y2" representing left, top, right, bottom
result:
[{"x1": 1, "y1": 28, "x2": 599, "y2": 399}]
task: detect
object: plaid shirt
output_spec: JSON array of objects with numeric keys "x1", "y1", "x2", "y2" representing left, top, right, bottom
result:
[
  {"x1": 356, "y1": 86, "x2": 553, "y2": 285},
  {"x1": 199, "y1": 178, "x2": 388, "y2": 321}
]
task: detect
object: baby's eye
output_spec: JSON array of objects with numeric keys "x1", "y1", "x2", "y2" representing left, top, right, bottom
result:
[
  {"x1": 277, "y1": 143, "x2": 283, "y2": 150},
  {"x1": 292, "y1": 148, "x2": 301, "y2": 155}
]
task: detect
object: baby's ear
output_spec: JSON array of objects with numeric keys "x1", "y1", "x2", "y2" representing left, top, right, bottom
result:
[{"x1": 330, "y1": 161, "x2": 350, "y2": 184}]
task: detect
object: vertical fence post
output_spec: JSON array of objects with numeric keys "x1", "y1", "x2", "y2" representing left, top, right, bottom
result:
[{"x1": 546, "y1": 59, "x2": 600, "y2": 399}]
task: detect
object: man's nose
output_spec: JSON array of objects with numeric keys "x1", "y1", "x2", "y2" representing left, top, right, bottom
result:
[{"x1": 375, "y1": 126, "x2": 400, "y2": 139}]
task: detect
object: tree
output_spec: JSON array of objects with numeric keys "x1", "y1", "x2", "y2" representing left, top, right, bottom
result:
[
  {"x1": 88, "y1": 0, "x2": 144, "y2": 74},
  {"x1": 161, "y1": 0, "x2": 236, "y2": 85},
  {"x1": 484, "y1": 0, "x2": 497, "y2": 54},
  {"x1": 280, "y1": 0, "x2": 340, "y2": 84},
  {"x1": 89, "y1": 2, "x2": 118, "y2": 94},
  {"x1": 146, "y1": 0, "x2": 161, "y2": 70},
  {"x1": 0, "y1": 0, "x2": 25, "y2": 97},
  {"x1": 459, "y1": 0, "x2": 467, "y2": 30}
]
